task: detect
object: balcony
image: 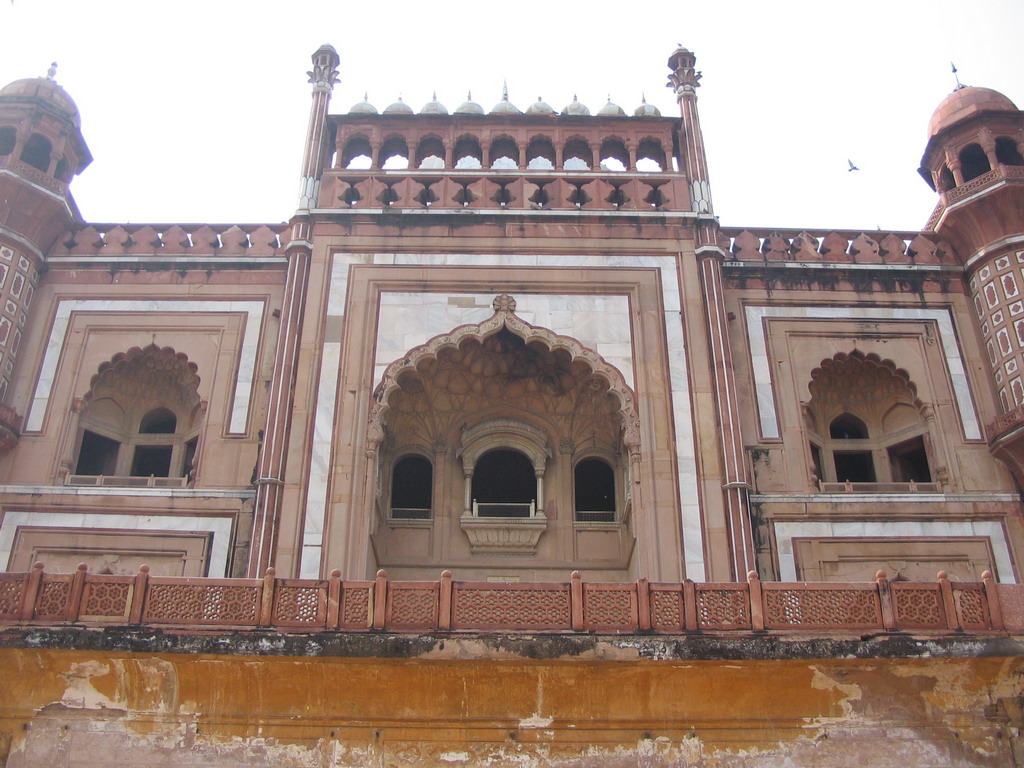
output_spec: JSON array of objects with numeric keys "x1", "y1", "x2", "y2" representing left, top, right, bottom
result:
[{"x1": 460, "y1": 500, "x2": 548, "y2": 555}]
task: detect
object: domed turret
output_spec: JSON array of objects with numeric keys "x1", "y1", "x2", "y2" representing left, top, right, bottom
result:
[
  {"x1": 562, "y1": 95, "x2": 590, "y2": 116},
  {"x1": 454, "y1": 91, "x2": 484, "y2": 115},
  {"x1": 0, "y1": 71, "x2": 81, "y2": 128},
  {"x1": 526, "y1": 97, "x2": 555, "y2": 116},
  {"x1": 383, "y1": 97, "x2": 414, "y2": 115},
  {"x1": 348, "y1": 94, "x2": 378, "y2": 115},
  {"x1": 928, "y1": 86, "x2": 1018, "y2": 137},
  {"x1": 634, "y1": 95, "x2": 661, "y2": 117},
  {"x1": 597, "y1": 97, "x2": 625, "y2": 117},
  {"x1": 490, "y1": 84, "x2": 521, "y2": 115},
  {"x1": 419, "y1": 92, "x2": 448, "y2": 115}
]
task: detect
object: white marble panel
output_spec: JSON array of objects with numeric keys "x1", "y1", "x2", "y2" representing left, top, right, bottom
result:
[
  {"x1": 26, "y1": 299, "x2": 264, "y2": 435},
  {"x1": 304, "y1": 253, "x2": 699, "y2": 579},
  {"x1": 774, "y1": 520, "x2": 1015, "y2": 583},
  {"x1": 0, "y1": 510, "x2": 233, "y2": 576},
  {"x1": 744, "y1": 305, "x2": 981, "y2": 440}
]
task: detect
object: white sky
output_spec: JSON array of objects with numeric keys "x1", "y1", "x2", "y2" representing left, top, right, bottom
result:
[{"x1": 1, "y1": 0, "x2": 1022, "y2": 232}]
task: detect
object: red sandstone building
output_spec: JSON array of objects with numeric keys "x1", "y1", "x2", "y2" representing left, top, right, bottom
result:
[{"x1": 0, "y1": 45, "x2": 1022, "y2": 766}]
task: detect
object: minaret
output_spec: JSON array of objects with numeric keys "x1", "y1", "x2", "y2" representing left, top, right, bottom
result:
[
  {"x1": 918, "y1": 84, "x2": 1024, "y2": 482},
  {"x1": 668, "y1": 47, "x2": 756, "y2": 580},
  {"x1": 248, "y1": 44, "x2": 339, "y2": 577},
  {"x1": 0, "y1": 64, "x2": 91, "y2": 452}
]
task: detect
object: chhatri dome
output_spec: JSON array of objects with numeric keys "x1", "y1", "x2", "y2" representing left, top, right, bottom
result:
[
  {"x1": 347, "y1": 94, "x2": 378, "y2": 115},
  {"x1": 382, "y1": 97, "x2": 414, "y2": 115},
  {"x1": 419, "y1": 93, "x2": 448, "y2": 115},
  {"x1": 562, "y1": 95, "x2": 591, "y2": 116},
  {"x1": 454, "y1": 91, "x2": 484, "y2": 115},
  {"x1": 0, "y1": 63, "x2": 81, "y2": 128},
  {"x1": 928, "y1": 85, "x2": 1018, "y2": 136}
]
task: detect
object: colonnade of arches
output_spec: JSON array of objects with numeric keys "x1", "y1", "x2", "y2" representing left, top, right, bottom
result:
[{"x1": 933, "y1": 134, "x2": 1024, "y2": 190}]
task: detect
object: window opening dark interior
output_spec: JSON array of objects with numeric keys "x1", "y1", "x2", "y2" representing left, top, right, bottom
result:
[
  {"x1": 959, "y1": 143, "x2": 991, "y2": 182},
  {"x1": 809, "y1": 443, "x2": 823, "y2": 482},
  {"x1": 131, "y1": 445, "x2": 174, "y2": 477},
  {"x1": 139, "y1": 407, "x2": 177, "y2": 434},
  {"x1": 19, "y1": 133, "x2": 51, "y2": 172},
  {"x1": 391, "y1": 455, "x2": 433, "y2": 519},
  {"x1": 888, "y1": 436, "x2": 931, "y2": 482},
  {"x1": 829, "y1": 413, "x2": 868, "y2": 439},
  {"x1": 183, "y1": 437, "x2": 198, "y2": 479},
  {"x1": 996, "y1": 137, "x2": 1024, "y2": 166},
  {"x1": 75, "y1": 430, "x2": 119, "y2": 475},
  {"x1": 0, "y1": 127, "x2": 16, "y2": 156},
  {"x1": 472, "y1": 449, "x2": 535, "y2": 517},
  {"x1": 833, "y1": 451, "x2": 876, "y2": 483},
  {"x1": 574, "y1": 458, "x2": 615, "y2": 522}
]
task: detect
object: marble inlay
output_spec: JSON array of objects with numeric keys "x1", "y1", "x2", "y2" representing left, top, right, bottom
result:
[
  {"x1": 302, "y1": 252, "x2": 701, "y2": 579},
  {"x1": 745, "y1": 305, "x2": 981, "y2": 440},
  {"x1": 774, "y1": 519, "x2": 1015, "y2": 583},
  {"x1": 26, "y1": 299, "x2": 265, "y2": 434},
  {"x1": 0, "y1": 510, "x2": 234, "y2": 576}
]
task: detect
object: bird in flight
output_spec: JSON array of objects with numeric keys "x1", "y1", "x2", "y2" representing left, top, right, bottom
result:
[{"x1": 848, "y1": 159, "x2": 860, "y2": 172}]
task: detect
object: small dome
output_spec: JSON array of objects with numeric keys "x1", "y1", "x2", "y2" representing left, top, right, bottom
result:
[
  {"x1": 928, "y1": 86, "x2": 1018, "y2": 136},
  {"x1": 490, "y1": 85, "x2": 521, "y2": 115},
  {"x1": 598, "y1": 98, "x2": 626, "y2": 117},
  {"x1": 562, "y1": 95, "x2": 591, "y2": 116},
  {"x1": 455, "y1": 91, "x2": 484, "y2": 115},
  {"x1": 526, "y1": 97, "x2": 555, "y2": 115},
  {"x1": 634, "y1": 96, "x2": 661, "y2": 117},
  {"x1": 383, "y1": 97, "x2": 414, "y2": 115},
  {"x1": 348, "y1": 94, "x2": 378, "y2": 115},
  {"x1": 0, "y1": 69, "x2": 80, "y2": 127},
  {"x1": 419, "y1": 92, "x2": 448, "y2": 115}
]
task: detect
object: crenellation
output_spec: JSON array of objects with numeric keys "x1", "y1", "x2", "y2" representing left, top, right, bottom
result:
[{"x1": 50, "y1": 223, "x2": 288, "y2": 258}]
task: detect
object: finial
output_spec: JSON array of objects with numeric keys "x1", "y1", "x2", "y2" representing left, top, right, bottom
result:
[
  {"x1": 467, "y1": 90, "x2": 472, "y2": 100},
  {"x1": 951, "y1": 62, "x2": 965, "y2": 91},
  {"x1": 607, "y1": 93, "x2": 612, "y2": 103},
  {"x1": 641, "y1": 93, "x2": 647, "y2": 104},
  {"x1": 432, "y1": 90, "x2": 438, "y2": 101},
  {"x1": 46, "y1": 62, "x2": 57, "y2": 81},
  {"x1": 364, "y1": 91, "x2": 369, "y2": 101},
  {"x1": 502, "y1": 80, "x2": 509, "y2": 101},
  {"x1": 573, "y1": 93, "x2": 578, "y2": 102}
]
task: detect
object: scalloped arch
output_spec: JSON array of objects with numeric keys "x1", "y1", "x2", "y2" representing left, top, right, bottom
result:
[
  {"x1": 368, "y1": 298, "x2": 640, "y2": 453},
  {"x1": 84, "y1": 344, "x2": 200, "y2": 405},
  {"x1": 808, "y1": 350, "x2": 925, "y2": 413}
]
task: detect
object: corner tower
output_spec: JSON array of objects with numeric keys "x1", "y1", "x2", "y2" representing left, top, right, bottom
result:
[
  {"x1": 0, "y1": 65, "x2": 91, "y2": 447},
  {"x1": 919, "y1": 85, "x2": 1024, "y2": 480}
]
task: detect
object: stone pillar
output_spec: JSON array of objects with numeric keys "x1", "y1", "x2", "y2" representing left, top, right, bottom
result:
[
  {"x1": 296, "y1": 44, "x2": 340, "y2": 210},
  {"x1": 669, "y1": 47, "x2": 755, "y2": 579}
]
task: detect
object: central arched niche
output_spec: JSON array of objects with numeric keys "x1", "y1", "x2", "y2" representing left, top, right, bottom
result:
[{"x1": 367, "y1": 295, "x2": 640, "y2": 576}]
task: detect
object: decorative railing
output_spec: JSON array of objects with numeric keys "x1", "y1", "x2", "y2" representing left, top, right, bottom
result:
[
  {"x1": 49, "y1": 223, "x2": 290, "y2": 258},
  {"x1": 719, "y1": 227, "x2": 957, "y2": 267},
  {"x1": 1, "y1": 564, "x2": 1020, "y2": 634},
  {"x1": 64, "y1": 474, "x2": 190, "y2": 488},
  {"x1": 817, "y1": 480, "x2": 941, "y2": 493},
  {"x1": 473, "y1": 500, "x2": 536, "y2": 518},
  {"x1": 987, "y1": 404, "x2": 1024, "y2": 441},
  {"x1": 944, "y1": 164, "x2": 1024, "y2": 205},
  {"x1": 0, "y1": 154, "x2": 66, "y2": 194}
]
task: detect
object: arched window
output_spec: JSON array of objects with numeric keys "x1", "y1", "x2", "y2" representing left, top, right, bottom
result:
[
  {"x1": 574, "y1": 458, "x2": 616, "y2": 521},
  {"x1": 563, "y1": 138, "x2": 592, "y2": 171},
  {"x1": 0, "y1": 127, "x2": 16, "y2": 156},
  {"x1": 454, "y1": 135, "x2": 483, "y2": 169},
  {"x1": 378, "y1": 135, "x2": 410, "y2": 170},
  {"x1": 19, "y1": 133, "x2": 51, "y2": 173},
  {"x1": 341, "y1": 136, "x2": 373, "y2": 169},
  {"x1": 995, "y1": 137, "x2": 1024, "y2": 166},
  {"x1": 636, "y1": 138, "x2": 666, "y2": 172},
  {"x1": 526, "y1": 136, "x2": 556, "y2": 170},
  {"x1": 489, "y1": 137, "x2": 519, "y2": 169},
  {"x1": 959, "y1": 143, "x2": 990, "y2": 182},
  {"x1": 472, "y1": 449, "x2": 536, "y2": 517},
  {"x1": 71, "y1": 346, "x2": 202, "y2": 486},
  {"x1": 805, "y1": 352, "x2": 934, "y2": 490},
  {"x1": 390, "y1": 455, "x2": 433, "y2": 519},
  {"x1": 599, "y1": 138, "x2": 629, "y2": 172},
  {"x1": 415, "y1": 136, "x2": 446, "y2": 169}
]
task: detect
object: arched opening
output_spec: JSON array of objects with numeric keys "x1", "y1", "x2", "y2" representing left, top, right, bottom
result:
[
  {"x1": 471, "y1": 449, "x2": 536, "y2": 517},
  {"x1": 599, "y1": 138, "x2": 629, "y2": 172},
  {"x1": 806, "y1": 352, "x2": 933, "y2": 489},
  {"x1": 489, "y1": 136, "x2": 519, "y2": 169},
  {"x1": 71, "y1": 346, "x2": 203, "y2": 485},
  {"x1": 378, "y1": 135, "x2": 410, "y2": 170},
  {"x1": 341, "y1": 136, "x2": 373, "y2": 169},
  {"x1": 959, "y1": 143, "x2": 991, "y2": 182},
  {"x1": 563, "y1": 138, "x2": 592, "y2": 170},
  {"x1": 391, "y1": 455, "x2": 433, "y2": 519},
  {"x1": 937, "y1": 165, "x2": 956, "y2": 192},
  {"x1": 415, "y1": 136, "x2": 446, "y2": 169},
  {"x1": 526, "y1": 136, "x2": 556, "y2": 170},
  {"x1": 575, "y1": 458, "x2": 615, "y2": 522},
  {"x1": 19, "y1": 133, "x2": 51, "y2": 173},
  {"x1": 453, "y1": 135, "x2": 483, "y2": 169},
  {"x1": 0, "y1": 127, "x2": 14, "y2": 156},
  {"x1": 636, "y1": 138, "x2": 666, "y2": 172},
  {"x1": 995, "y1": 137, "x2": 1024, "y2": 166}
]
